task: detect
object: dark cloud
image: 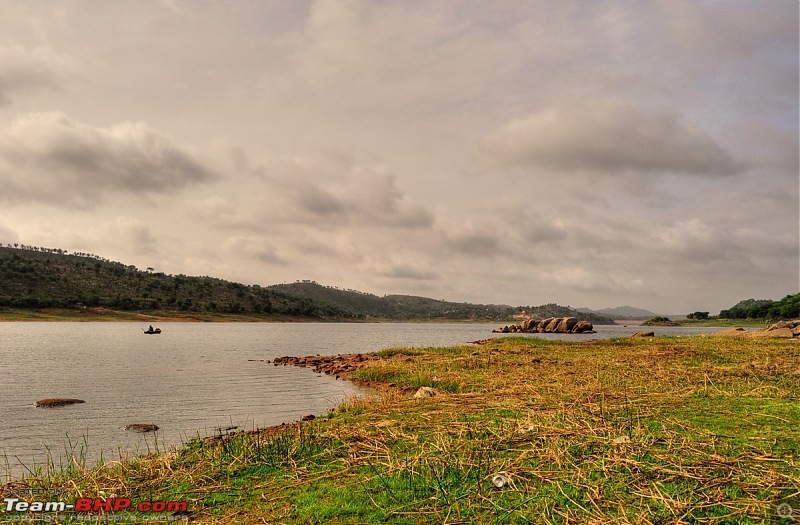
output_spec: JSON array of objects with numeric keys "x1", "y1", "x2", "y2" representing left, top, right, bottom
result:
[
  {"x1": 378, "y1": 263, "x2": 439, "y2": 281},
  {"x1": 0, "y1": 112, "x2": 217, "y2": 207},
  {"x1": 0, "y1": 45, "x2": 76, "y2": 105},
  {"x1": 481, "y1": 100, "x2": 743, "y2": 175},
  {"x1": 293, "y1": 184, "x2": 346, "y2": 217},
  {"x1": 267, "y1": 153, "x2": 435, "y2": 230},
  {"x1": 222, "y1": 236, "x2": 285, "y2": 265},
  {"x1": 113, "y1": 217, "x2": 160, "y2": 255},
  {"x1": 441, "y1": 229, "x2": 501, "y2": 258}
]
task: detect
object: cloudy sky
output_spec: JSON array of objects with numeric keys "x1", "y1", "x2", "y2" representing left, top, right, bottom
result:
[{"x1": 0, "y1": 1, "x2": 797, "y2": 314}]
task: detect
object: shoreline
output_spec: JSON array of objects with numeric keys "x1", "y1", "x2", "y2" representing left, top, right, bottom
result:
[
  {"x1": 0, "y1": 307, "x2": 339, "y2": 323},
  {"x1": 0, "y1": 351, "x2": 388, "y2": 485},
  {"x1": 271, "y1": 352, "x2": 399, "y2": 391},
  {"x1": 0, "y1": 307, "x2": 772, "y2": 328},
  {"x1": 0, "y1": 307, "x2": 515, "y2": 324}
]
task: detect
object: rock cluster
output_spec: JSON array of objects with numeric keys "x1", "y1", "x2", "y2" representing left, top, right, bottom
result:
[
  {"x1": 272, "y1": 353, "x2": 380, "y2": 378},
  {"x1": 762, "y1": 319, "x2": 800, "y2": 338},
  {"x1": 711, "y1": 320, "x2": 800, "y2": 339},
  {"x1": 492, "y1": 317, "x2": 595, "y2": 334}
]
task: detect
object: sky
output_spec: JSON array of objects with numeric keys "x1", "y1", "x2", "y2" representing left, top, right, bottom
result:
[{"x1": 0, "y1": 0, "x2": 797, "y2": 315}]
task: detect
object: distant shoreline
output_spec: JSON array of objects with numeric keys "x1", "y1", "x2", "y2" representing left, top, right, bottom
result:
[
  {"x1": 0, "y1": 307, "x2": 327, "y2": 322},
  {"x1": 0, "y1": 307, "x2": 508, "y2": 324},
  {"x1": 0, "y1": 307, "x2": 769, "y2": 328}
]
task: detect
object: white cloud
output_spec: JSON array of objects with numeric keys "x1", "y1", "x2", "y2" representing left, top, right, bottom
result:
[{"x1": 480, "y1": 99, "x2": 742, "y2": 175}]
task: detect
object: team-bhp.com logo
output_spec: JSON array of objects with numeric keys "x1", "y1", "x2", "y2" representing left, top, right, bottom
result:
[{"x1": 3, "y1": 496, "x2": 188, "y2": 522}]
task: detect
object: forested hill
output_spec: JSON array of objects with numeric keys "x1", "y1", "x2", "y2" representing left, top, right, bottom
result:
[
  {"x1": 269, "y1": 282, "x2": 615, "y2": 324},
  {"x1": 719, "y1": 294, "x2": 800, "y2": 320},
  {"x1": 0, "y1": 245, "x2": 614, "y2": 323}
]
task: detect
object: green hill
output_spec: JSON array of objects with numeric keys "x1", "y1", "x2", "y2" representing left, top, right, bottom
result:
[
  {"x1": 0, "y1": 245, "x2": 334, "y2": 318},
  {"x1": 0, "y1": 245, "x2": 613, "y2": 323},
  {"x1": 267, "y1": 282, "x2": 520, "y2": 321},
  {"x1": 719, "y1": 294, "x2": 800, "y2": 320}
]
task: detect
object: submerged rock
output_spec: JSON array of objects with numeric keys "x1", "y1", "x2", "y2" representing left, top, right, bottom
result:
[
  {"x1": 35, "y1": 398, "x2": 85, "y2": 408},
  {"x1": 124, "y1": 424, "x2": 159, "y2": 433},
  {"x1": 272, "y1": 353, "x2": 380, "y2": 377}
]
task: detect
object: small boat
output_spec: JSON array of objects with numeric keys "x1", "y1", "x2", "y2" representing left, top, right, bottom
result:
[{"x1": 143, "y1": 327, "x2": 162, "y2": 334}]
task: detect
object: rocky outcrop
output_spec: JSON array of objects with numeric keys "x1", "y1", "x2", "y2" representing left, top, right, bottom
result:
[
  {"x1": 710, "y1": 320, "x2": 800, "y2": 339},
  {"x1": 35, "y1": 398, "x2": 85, "y2": 408},
  {"x1": 754, "y1": 320, "x2": 800, "y2": 338},
  {"x1": 492, "y1": 317, "x2": 595, "y2": 334}
]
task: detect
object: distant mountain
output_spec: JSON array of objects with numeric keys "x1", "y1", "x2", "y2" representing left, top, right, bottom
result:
[
  {"x1": 0, "y1": 245, "x2": 615, "y2": 323},
  {"x1": 596, "y1": 305, "x2": 661, "y2": 318},
  {"x1": 577, "y1": 305, "x2": 661, "y2": 319}
]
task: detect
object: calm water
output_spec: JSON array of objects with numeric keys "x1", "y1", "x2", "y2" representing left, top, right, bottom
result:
[{"x1": 0, "y1": 322, "x2": 727, "y2": 481}]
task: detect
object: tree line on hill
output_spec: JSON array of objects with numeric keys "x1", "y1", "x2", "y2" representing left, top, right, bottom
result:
[
  {"x1": 718, "y1": 295, "x2": 800, "y2": 320},
  {"x1": 0, "y1": 245, "x2": 614, "y2": 323}
]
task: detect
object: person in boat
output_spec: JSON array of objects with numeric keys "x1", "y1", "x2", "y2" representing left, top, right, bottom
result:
[{"x1": 148, "y1": 325, "x2": 154, "y2": 332}]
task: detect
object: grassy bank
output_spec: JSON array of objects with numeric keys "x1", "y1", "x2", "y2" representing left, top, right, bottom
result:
[{"x1": 4, "y1": 335, "x2": 799, "y2": 523}]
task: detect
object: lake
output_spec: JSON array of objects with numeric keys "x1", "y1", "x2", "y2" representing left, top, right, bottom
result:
[{"x1": 0, "y1": 322, "x2": 727, "y2": 481}]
